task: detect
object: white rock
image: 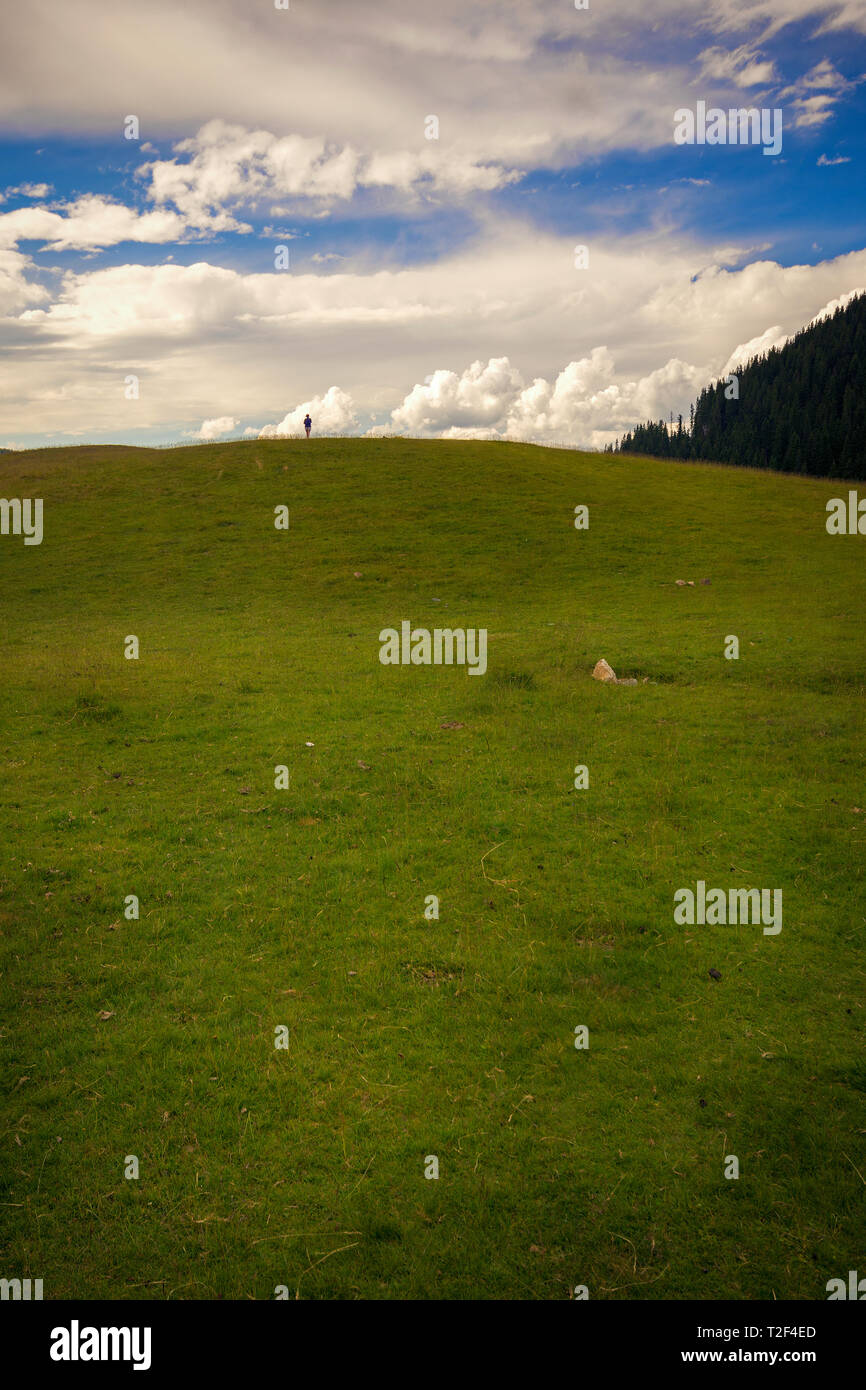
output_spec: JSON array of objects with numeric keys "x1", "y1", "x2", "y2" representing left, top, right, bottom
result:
[{"x1": 592, "y1": 658, "x2": 617, "y2": 683}]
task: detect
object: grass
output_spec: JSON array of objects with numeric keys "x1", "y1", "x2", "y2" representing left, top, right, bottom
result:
[{"x1": 0, "y1": 435, "x2": 864, "y2": 1300}]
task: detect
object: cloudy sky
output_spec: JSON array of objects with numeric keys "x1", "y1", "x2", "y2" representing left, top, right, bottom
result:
[{"x1": 1, "y1": 0, "x2": 864, "y2": 449}]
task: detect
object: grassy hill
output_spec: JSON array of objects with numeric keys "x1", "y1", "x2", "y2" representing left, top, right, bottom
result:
[{"x1": 0, "y1": 437, "x2": 864, "y2": 1300}]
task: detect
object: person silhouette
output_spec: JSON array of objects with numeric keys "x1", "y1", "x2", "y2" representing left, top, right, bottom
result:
[{"x1": 304, "y1": 414, "x2": 312, "y2": 438}]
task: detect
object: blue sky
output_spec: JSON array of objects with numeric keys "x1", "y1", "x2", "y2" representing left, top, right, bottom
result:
[{"x1": 1, "y1": 0, "x2": 864, "y2": 448}]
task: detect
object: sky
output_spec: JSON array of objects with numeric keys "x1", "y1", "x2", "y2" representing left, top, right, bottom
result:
[{"x1": 0, "y1": 0, "x2": 864, "y2": 450}]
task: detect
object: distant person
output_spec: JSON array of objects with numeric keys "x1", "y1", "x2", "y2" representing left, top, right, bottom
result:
[{"x1": 304, "y1": 414, "x2": 312, "y2": 438}]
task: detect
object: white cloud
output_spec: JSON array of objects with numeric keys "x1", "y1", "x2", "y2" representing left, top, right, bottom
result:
[
  {"x1": 722, "y1": 325, "x2": 788, "y2": 374},
  {"x1": 0, "y1": 2, "x2": 861, "y2": 454},
  {"x1": 789, "y1": 94, "x2": 838, "y2": 128},
  {"x1": 706, "y1": 0, "x2": 866, "y2": 39},
  {"x1": 714, "y1": 288, "x2": 865, "y2": 379},
  {"x1": 5, "y1": 222, "x2": 866, "y2": 444},
  {"x1": 389, "y1": 357, "x2": 524, "y2": 433},
  {"x1": 0, "y1": 195, "x2": 186, "y2": 251},
  {"x1": 138, "y1": 119, "x2": 522, "y2": 229},
  {"x1": 0, "y1": 245, "x2": 50, "y2": 315},
  {"x1": 10, "y1": 0, "x2": 864, "y2": 173},
  {"x1": 510, "y1": 353, "x2": 708, "y2": 444},
  {"x1": 259, "y1": 386, "x2": 358, "y2": 437},
  {"x1": 779, "y1": 61, "x2": 859, "y2": 128},
  {"x1": 808, "y1": 287, "x2": 865, "y2": 323},
  {"x1": 697, "y1": 45, "x2": 779, "y2": 88},
  {"x1": 371, "y1": 278, "x2": 866, "y2": 444},
  {"x1": 380, "y1": 348, "x2": 709, "y2": 448},
  {"x1": 18, "y1": 261, "x2": 251, "y2": 338},
  {"x1": 787, "y1": 58, "x2": 855, "y2": 93},
  {"x1": 436, "y1": 425, "x2": 503, "y2": 441},
  {"x1": 817, "y1": 153, "x2": 851, "y2": 165},
  {"x1": 190, "y1": 415, "x2": 238, "y2": 440},
  {"x1": 4, "y1": 182, "x2": 53, "y2": 199}
]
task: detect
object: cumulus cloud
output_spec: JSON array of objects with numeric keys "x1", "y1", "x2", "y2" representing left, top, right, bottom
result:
[
  {"x1": 5, "y1": 221, "x2": 866, "y2": 444},
  {"x1": 0, "y1": 1, "x2": 861, "y2": 455},
  {"x1": 518, "y1": 354, "x2": 711, "y2": 444},
  {"x1": 367, "y1": 352, "x2": 615, "y2": 444},
  {"x1": 4, "y1": 182, "x2": 53, "y2": 199},
  {"x1": 0, "y1": 195, "x2": 186, "y2": 251},
  {"x1": 0, "y1": 245, "x2": 50, "y2": 315},
  {"x1": 190, "y1": 415, "x2": 238, "y2": 440},
  {"x1": 722, "y1": 325, "x2": 789, "y2": 373},
  {"x1": 18, "y1": 260, "x2": 252, "y2": 338},
  {"x1": 389, "y1": 358, "x2": 524, "y2": 433},
  {"x1": 259, "y1": 386, "x2": 358, "y2": 437},
  {"x1": 378, "y1": 285, "x2": 866, "y2": 446},
  {"x1": 808, "y1": 287, "x2": 865, "y2": 323},
  {"x1": 137, "y1": 119, "x2": 521, "y2": 231},
  {"x1": 379, "y1": 349, "x2": 709, "y2": 448}
]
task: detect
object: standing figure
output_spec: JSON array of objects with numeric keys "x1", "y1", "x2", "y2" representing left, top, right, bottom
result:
[{"x1": 304, "y1": 413, "x2": 312, "y2": 438}]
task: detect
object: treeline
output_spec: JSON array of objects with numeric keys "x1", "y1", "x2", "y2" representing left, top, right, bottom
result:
[{"x1": 608, "y1": 291, "x2": 866, "y2": 478}]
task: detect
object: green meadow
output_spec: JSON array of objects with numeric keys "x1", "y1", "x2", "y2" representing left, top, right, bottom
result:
[{"x1": 0, "y1": 436, "x2": 864, "y2": 1300}]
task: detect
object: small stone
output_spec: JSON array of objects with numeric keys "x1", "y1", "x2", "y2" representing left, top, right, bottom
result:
[
  {"x1": 709, "y1": 968, "x2": 722, "y2": 981},
  {"x1": 616, "y1": 677, "x2": 638, "y2": 686},
  {"x1": 592, "y1": 658, "x2": 617, "y2": 682},
  {"x1": 675, "y1": 579, "x2": 687, "y2": 586}
]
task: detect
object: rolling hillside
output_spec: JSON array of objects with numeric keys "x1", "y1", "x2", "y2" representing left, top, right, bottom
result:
[{"x1": 1, "y1": 437, "x2": 864, "y2": 1300}]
